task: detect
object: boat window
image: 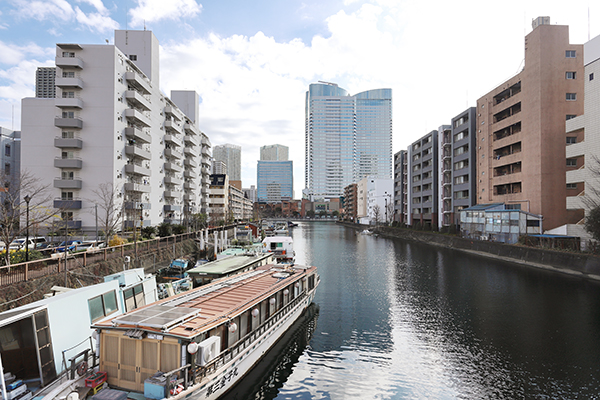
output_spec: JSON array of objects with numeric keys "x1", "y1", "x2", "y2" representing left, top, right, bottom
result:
[{"x1": 89, "y1": 290, "x2": 118, "y2": 322}]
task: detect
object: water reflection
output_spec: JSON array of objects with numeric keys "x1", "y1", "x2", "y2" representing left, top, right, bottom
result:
[{"x1": 254, "y1": 223, "x2": 600, "y2": 399}]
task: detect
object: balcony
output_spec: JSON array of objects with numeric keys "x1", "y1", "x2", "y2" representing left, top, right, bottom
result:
[
  {"x1": 184, "y1": 193, "x2": 196, "y2": 201},
  {"x1": 55, "y1": 77, "x2": 84, "y2": 89},
  {"x1": 184, "y1": 147, "x2": 198, "y2": 157},
  {"x1": 54, "y1": 178, "x2": 82, "y2": 189},
  {"x1": 54, "y1": 199, "x2": 82, "y2": 209},
  {"x1": 124, "y1": 201, "x2": 151, "y2": 210},
  {"x1": 164, "y1": 204, "x2": 181, "y2": 212},
  {"x1": 54, "y1": 137, "x2": 83, "y2": 149},
  {"x1": 184, "y1": 182, "x2": 195, "y2": 190},
  {"x1": 124, "y1": 220, "x2": 151, "y2": 228},
  {"x1": 184, "y1": 134, "x2": 199, "y2": 147},
  {"x1": 164, "y1": 120, "x2": 183, "y2": 134},
  {"x1": 124, "y1": 163, "x2": 150, "y2": 176},
  {"x1": 124, "y1": 90, "x2": 151, "y2": 111},
  {"x1": 55, "y1": 56, "x2": 83, "y2": 69},
  {"x1": 164, "y1": 176, "x2": 183, "y2": 186},
  {"x1": 164, "y1": 162, "x2": 182, "y2": 173},
  {"x1": 164, "y1": 105, "x2": 182, "y2": 121},
  {"x1": 164, "y1": 134, "x2": 183, "y2": 147},
  {"x1": 201, "y1": 147, "x2": 210, "y2": 156},
  {"x1": 124, "y1": 108, "x2": 151, "y2": 127},
  {"x1": 165, "y1": 148, "x2": 183, "y2": 159},
  {"x1": 184, "y1": 123, "x2": 199, "y2": 135},
  {"x1": 164, "y1": 190, "x2": 178, "y2": 198},
  {"x1": 184, "y1": 159, "x2": 198, "y2": 168},
  {"x1": 124, "y1": 71, "x2": 151, "y2": 94},
  {"x1": 55, "y1": 116, "x2": 83, "y2": 129},
  {"x1": 124, "y1": 182, "x2": 151, "y2": 193},
  {"x1": 54, "y1": 158, "x2": 82, "y2": 169},
  {"x1": 184, "y1": 170, "x2": 197, "y2": 178},
  {"x1": 64, "y1": 220, "x2": 83, "y2": 230},
  {"x1": 124, "y1": 126, "x2": 152, "y2": 144},
  {"x1": 55, "y1": 98, "x2": 83, "y2": 109},
  {"x1": 125, "y1": 145, "x2": 151, "y2": 160}
]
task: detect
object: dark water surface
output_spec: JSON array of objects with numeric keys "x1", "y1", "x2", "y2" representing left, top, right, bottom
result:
[{"x1": 243, "y1": 222, "x2": 600, "y2": 399}]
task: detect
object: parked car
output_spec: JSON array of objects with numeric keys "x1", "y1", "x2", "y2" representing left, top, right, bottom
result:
[
  {"x1": 8, "y1": 237, "x2": 48, "y2": 251},
  {"x1": 55, "y1": 240, "x2": 83, "y2": 252}
]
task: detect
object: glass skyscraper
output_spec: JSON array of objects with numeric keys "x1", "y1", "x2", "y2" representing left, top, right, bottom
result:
[
  {"x1": 257, "y1": 160, "x2": 293, "y2": 202},
  {"x1": 304, "y1": 82, "x2": 392, "y2": 199}
]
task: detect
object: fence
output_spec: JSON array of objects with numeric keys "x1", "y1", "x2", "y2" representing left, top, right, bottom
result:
[{"x1": 0, "y1": 225, "x2": 236, "y2": 287}]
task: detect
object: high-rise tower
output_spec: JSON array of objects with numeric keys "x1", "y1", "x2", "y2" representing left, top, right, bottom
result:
[{"x1": 304, "y1": 82, "x2": 392, "y2": 200}]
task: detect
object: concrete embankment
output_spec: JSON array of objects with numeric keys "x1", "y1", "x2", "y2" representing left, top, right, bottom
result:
[{"x1": 339, "y1": 222, "x2": 600, "y2": 281}]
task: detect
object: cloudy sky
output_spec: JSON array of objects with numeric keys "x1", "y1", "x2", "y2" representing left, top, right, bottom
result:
[{"x1": 0, "y1": 0, "x2": 599, "y2": 196}]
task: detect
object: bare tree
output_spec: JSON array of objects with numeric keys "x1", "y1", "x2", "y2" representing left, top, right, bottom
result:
[
  {"x1": 0, "y1": 171, "x2": 56, "y2": 265},
  {"x1": 372, "y1": 204, "x2": 381, "y2": 225},
  {"x1": 386, "y1": 199, "x2": 394, "y2": 225},
  {"x1": 90, "y1": 182, "x2": 123, "y2": 241}
]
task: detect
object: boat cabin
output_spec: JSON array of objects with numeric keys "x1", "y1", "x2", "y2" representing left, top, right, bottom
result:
[{"x1": 186, "y1": 253, "x2": 273, "y2": 287}]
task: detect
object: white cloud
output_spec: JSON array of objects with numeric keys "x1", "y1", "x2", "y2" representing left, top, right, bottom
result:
[
  {"x1": 129, "y1": 0, "x2": 202, "y2": 28},
  {"x1": 13, "y1": 0, "x2": 75, "y2": 21},
  {"x1": 74, "y1": 6, "x2": 119, "y2": 33},
  {"x1": 77, "y1": 0, "x2": 109, "y2": 14}
]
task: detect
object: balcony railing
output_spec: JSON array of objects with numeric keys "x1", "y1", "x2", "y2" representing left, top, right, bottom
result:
[
  {"x1": 54, "y1": 137, "x2": 83, "y2": 149},
  {"x1": 54, "y1": 157, "x2": 82, "y2": 169}
]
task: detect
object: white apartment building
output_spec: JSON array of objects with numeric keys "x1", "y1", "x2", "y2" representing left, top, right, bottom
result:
[
  {"x1": 229, "y1": 184, "x2": 253, "y2": 221},
  {"x1": 356, "y1": 176, "x2": 393, "y2": 225},
  {"x1": 21, "y1": 30, "x2": 211, "y2": 236},
  {"x1": 551, "y1": 33, "x2": 600, "y2": 247},
  {"x1": 208, "y1": 174, "x2": 229, "y2": 224}
]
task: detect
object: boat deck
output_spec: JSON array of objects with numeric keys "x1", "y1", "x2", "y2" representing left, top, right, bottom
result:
[{"x1": 94, "y1": 264, "x2": 314, "y2": 339}]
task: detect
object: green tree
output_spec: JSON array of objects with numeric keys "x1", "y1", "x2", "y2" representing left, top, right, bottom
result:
[
  {"x1": 157, "y1": 222, "x2": 173, "y2": 237},
  {"x1": 306, "y1": 210, "x2": 315, "y2": 218}
]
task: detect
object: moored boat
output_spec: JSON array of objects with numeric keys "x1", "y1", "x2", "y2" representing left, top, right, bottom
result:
[
  {"x1": 262, "y1": 236, "x2": 295, "y2": 263},
  {"x1": 92, "y1": 263, "x2": 319, "y2": 399}
]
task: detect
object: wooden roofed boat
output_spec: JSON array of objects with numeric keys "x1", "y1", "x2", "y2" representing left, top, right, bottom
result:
[{"x1": 92, "y1": 263, "x2": 319, "y2": 399}]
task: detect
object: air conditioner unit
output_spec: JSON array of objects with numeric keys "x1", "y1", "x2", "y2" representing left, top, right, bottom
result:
[{"x1": 198, "y1": 336, "x2": 221, "y2": 367}]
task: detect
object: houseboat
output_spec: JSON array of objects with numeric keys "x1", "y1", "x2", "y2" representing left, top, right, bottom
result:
[
  {"x1": 262, "y1": 236, "x2": 295, "y2": 263},
  {"x1": 92, "y1": 263, "x2": 319, "y2": 399},
  {"x1": 187, "y1": 253, "x2": 274, "y2": 287}
]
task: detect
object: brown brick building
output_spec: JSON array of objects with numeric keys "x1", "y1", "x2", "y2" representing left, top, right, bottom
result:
[{"x1": 476, "y1": 18, "x2": 584, "y2": 230}]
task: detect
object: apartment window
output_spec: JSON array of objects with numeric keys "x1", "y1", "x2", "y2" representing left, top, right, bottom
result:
[
  {"x1": 4, "y1": 163, "x2": 9, "y2": 175},
  {"x1": 566, "y1": 183, "x2": 578, "y2": 189},
  {"x1": 454, "y1": 160, "x2": 469, "y2": 170},
  {"x1": 88, "y1": 291, "x2": 118, "y2": 323},
  {"x1": 62, "y1": 71, "x2": 75, "y2": 78},
  {"x1": 62, "y1": 171, "x2": 74, "y2": 180},
  {"x1": 566, "y1": 137, "x2": 577, "y2": 144},
  {"x1": 566, "y1": 50, "x2": 576, "y2": 58},
  {"x1": 61, "y1": 211, "x2": 74, "y2": 221},
  {"x1": 62, "y1": 51, "x2": 75, "y2": 58},
  {"x1": 62, "y1": 131, "x2": 75, "y2": 138},
  {"x1": 61, "y1": 192, "x2": 73, "y2": 200},
  {"x1": 129, "y1": 55, "x2": 137, "y2": 61},
  {"x1": 454, "y1": 175, "x2": 469, "y2": 184},
  {"x1": 566, "y1": 93, "x2": 577, "y2": 101},
  {"x1": 4, "y1": 145, "x2": 10, "y2": 157},
  {"x1": 566, "y1": 114, "x2": 577, "y2": 120},
  {"x1": 566, "y1": 158, "x2": 577, "y2": 166},
  {"x1": 62, "y1": 111, "x2": 75, "y2": 118},
  {"x1": 566, "y1": 72, "x2": 576, "y2": 80},
  {"x1": 62, "y1": 151, "x2": 75, "y2": 159},
  {"x1": 590, "y1": 73, "x2": 595, "y2": 81},
  {"x1": 62, "y1": 91, "x2": 75, "y2": 98}
]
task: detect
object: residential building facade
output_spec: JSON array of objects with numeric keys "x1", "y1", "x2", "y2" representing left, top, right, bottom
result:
[
  {"x1": 476, "y1": 18, "x2": 584, "y2": 230},
  {"x1": 343, "y1": 183, "x2": 358, "y2": 222},
  {"x1": 393, "y1": 150, "x2": 406, "y2": 223},
  {"x1": 551, "y1": 33, "x2": 600, "y2": 245},
  {"x1": 20, "y1": 30, "x2": 211, "y2": 236},
  {"x1": 407, "y1": 130, "x2": 438, "y2": 228},
  {"x1": 439, "y1": 108, "x2": 477, "y2": 229},
  {"x1": 36, "y1": 67, "x2": 56, "y2": 98},
  {"x1": 304, "y1": 82, "x2": 392, "y2": 199},
  {"x1": 208, "y1": 174, "x2": 229, "y2": 224}
]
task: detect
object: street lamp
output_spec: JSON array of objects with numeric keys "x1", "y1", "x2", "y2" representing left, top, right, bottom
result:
[{"x1": 24, "y1": 195, "x2": 31, "y2": 262}]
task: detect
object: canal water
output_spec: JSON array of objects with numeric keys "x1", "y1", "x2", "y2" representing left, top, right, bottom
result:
[{"x1": 239, "y1": 222, "x2": 600, "y2": 399}]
